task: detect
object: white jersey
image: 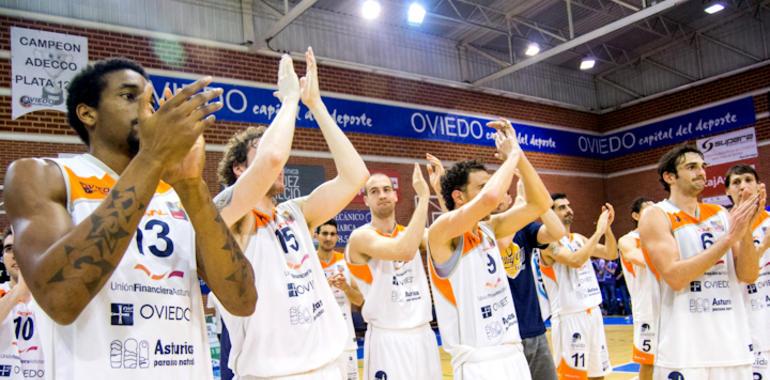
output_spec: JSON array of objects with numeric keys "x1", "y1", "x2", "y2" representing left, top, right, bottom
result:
[
  {"x1": 539, "y1": 234, "x2": 603, "y2": 317},
  {"x1": 346, "y1": 224, "x2": 433, "y2": 329},
  {"x1": 744, "y1": 210, "x2": 770, "y2": 352},
  {"x1": 43, "y1": 154, "x2": 212, "y2": 379},
  {"x1": 620, "y1": 230, "x2": 660, "y2": 321},
  {"x1": 428, "y1": 224, "x2": 521, "y2": 358},
  {"x1": 320, "y1": 251, "x2": 357, "y2": 351},
  {"x1": 651, "y1": 200, "x2": 752, "y2": 368},
  {"x1": 218, "y1": 200, "x2": 347, "y2": 377}
]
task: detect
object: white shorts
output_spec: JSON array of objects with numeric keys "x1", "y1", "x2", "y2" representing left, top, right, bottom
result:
[
  {"x1": 632, "y1": 317, "x2": 657, "y2": 365},
  {"x1": 653, "y1": 364, "x2": 752, "y2": 380},
  {"x1": 458, "y1": 345, "x2": 531, "y2": 380},
  {"x1": 241, "y1": 354, "x2": 345, "y2": 380},
  {"x1": 363, "y1": 323, "x2": 441, "y2": 380},
  {"x1": 755, "y1": 350, "x2": 769, "y2": 380},
  {"x1": 344, "y1": 349, "x2": 359, "y2": 380},
  {"x1": 552, "y1": 307, "x2": 612, "y2": 378}
]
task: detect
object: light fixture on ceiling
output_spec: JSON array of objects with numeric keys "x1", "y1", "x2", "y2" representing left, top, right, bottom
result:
[
  {"x1": 361, "y1": 0, "x2": 382, "y2": 20},
  {"x1": 407, "y1": 3, "x2": 426, "y2": 25},
  {"x1": 525, "y1": 43, "x2": 540, "y2": 56},
  {"x1": 704, "y1": 2, "x2": 725, "y2": 14},
  {"x1": 580, "y1": 57, "x2": 596, "y2": 70}
]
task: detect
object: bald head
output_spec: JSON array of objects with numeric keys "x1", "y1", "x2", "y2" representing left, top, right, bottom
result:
[{"x1": 365, "y1": 173, "x2": 393, "y2": 193}]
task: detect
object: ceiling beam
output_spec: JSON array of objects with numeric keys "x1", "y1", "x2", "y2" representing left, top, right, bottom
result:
[
  {"x1": 262, "y1": 0, "x2": 318, "y2": 45},
  {"x1": 473, "y1": 0, "x2": 688, "y2": 85}
]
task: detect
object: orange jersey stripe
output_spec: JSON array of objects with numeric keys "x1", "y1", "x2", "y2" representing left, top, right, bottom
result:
[
  {"x1": 320, "y1": 251, "x2": 345, "y2": 269},
  {"x1": 633, "y1": 345, "x2": 655, "y2": 365},
  {"x1": 428, "y1": 258, "x2": 457, "y2": 307},
  {"x1": 557, "y1": 358, "x2": 588, "y2": 380},
  {"x1": 348, "y1": 262, "x2": 373, "y2": 284}
]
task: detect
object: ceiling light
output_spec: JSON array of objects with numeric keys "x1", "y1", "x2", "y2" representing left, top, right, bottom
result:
[
  {"x1": 704, "y1": 3, "x2": 725, "y2": 14},
  {"x1": 361, "y1": 0, "x2": 381, "y2": 20},
  {"x1": 580, "y1": 58, "x2": 596, "y2": 70},
  {"x1": 525, "y1": 43, "x2": 540, "y2": 56},
  {"x1": 407, "y1": 3, "x2": 426, "y2": 25}
]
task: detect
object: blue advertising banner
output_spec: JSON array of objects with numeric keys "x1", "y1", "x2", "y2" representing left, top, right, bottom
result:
[
  {"x1": 148, "y1": 74, "x2": 756, "y2": 159},
  {"x1": 333, "y1": 210, "x2": 371, "y2": 248}
]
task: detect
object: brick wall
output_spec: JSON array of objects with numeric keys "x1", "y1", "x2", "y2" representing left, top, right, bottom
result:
[{"x1": 0, "y1": 14, "x2": 768, "y2": 242}]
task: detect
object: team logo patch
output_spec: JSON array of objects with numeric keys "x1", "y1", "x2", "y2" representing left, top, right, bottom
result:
[
  {"x1": 572, "y1": 333, "x2": 582, "y2": 343},
  {"x1": 689, "y1": 281, "x2": 702, "y2": 292},
  {"x1": 374, "y1": 371, "x2": 388, "y2": 380},
  {"x1": 500, "y1": 242, "x2": 523, "y2": 279},
  {"x1": 166, "y1": 202, "x2": 188, "y2": 220}
]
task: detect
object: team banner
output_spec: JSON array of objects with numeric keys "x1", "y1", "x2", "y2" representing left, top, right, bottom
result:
[
  {"x1": 148, "y1": 74, "x2": 756, "y2": 158},
  {"x1": 11, "y1": 27, "x2": 88, "y2": 119},
  {"x1": 697, "y1": 127, "x2": 759, "y2": 206}
]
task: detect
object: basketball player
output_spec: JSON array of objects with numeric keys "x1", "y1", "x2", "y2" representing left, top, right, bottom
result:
[
  {"x1": 723, "y1": 164, "x2": 770, "y2": 379},
  {"x1": 0, "y1": 227, "x2": 43, "y2": 379},
  {"x1": 214, "y1": 48, "x2": 370, "y2": 379},
  {"x1": 638, "y1": 145, "x2": 762, "y2": 379},
  {"x1": 618, "y1": 197, "x2": 658, "y2": 380},
  {"x1": 315, "y1": 220, "x2": 364, "y2": 380},
  {"x1": 427, "y1": 154, "x2": 564, "y2": 379},
  {"x1": 539, "y1": 194, "x2": 617, "y2": 380},
  {"x1": 3, "y1": 58, "x2": 256, "y2": 380},
  {"x1": 345, "y1": 164, "x2": 441, "y2": 379},
  {"x1": 427, "y1": 120, "x2": 553, "y2": 379}
]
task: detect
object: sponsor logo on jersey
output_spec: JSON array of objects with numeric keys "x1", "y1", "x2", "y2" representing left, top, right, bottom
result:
[
  {"x1": 480, "y1": 305, "x2": 492, "y2": 319},
  {"x1": 110, "y1": 338, "x2": 150, "y2": 369},
  {"x1": 484, "y1": 320, "x2": 504, "y2": 340},
  {"x1": 287, "y1": 280, "x2": 315, "y2": 297},
  {"x1": 748, "y1": 284, "x2": 759, "y2": 294},
  {"x1": 572, "y1": 333, "x2": 582, "y2": 343},
  {"x1": 111, "y1": 303, "x2": 134, "y2": 326},
  {"x1": 79, "y1": 181, "x2": 110, "y2": 195},
  {"x1": 690, "y1": 281, "x2": 702, "y2": 292},
  {"x1": 374, "y1": 370, "x2": 388, "y2": 380},
  {"x1": 0, "y1": 364, "x2": 12, "y2": 377},
  {"x1": 133, "y1": 264, "x2": 185, "y2": 280},
  {"x1": 689, "y1": 297, "x2": 711, "y2": 313}
]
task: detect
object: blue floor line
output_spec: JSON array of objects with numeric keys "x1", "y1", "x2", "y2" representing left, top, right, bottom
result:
[{"x1": 614, "y1": 362, "x2": 640, "y2": 373}]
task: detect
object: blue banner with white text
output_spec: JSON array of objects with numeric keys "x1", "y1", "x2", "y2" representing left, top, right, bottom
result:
[{"x1": 148, "y1": 75, "x2": 756, "y2": 159}]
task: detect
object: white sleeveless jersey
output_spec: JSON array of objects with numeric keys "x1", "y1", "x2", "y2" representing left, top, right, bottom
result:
[
  {"x1": 346, "y1": 224, "x2": 433, "y2": 329},
  {"x1": 219, "y1": 200, "x2": 347, "y2": 377},
  {"x1": 539, "y1": 234, "x2": 602, "y2": 317},
  {"x1": 0, "y1": 282, "x2": 25, "y2": 380},
  {"x1": 744, "y1": 210, "x2": 770, "y2": 352},
  {"x1": 651, "y1": 200, "x2": 752, "y2": 368},
  {"x1": 428, "y1": 224, "x2": 521, "y2": 356},
  {"x1": 44, "y1": 154, "x2": 212, "y2": 379},
  {"x1": 619, "y1": 230, "x2": 660, "y2": 321},
  {"x1": 320, "y1": 251, "x2": 357, "y2": 351}
]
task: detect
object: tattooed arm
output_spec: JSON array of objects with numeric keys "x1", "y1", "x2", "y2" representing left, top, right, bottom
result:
[
  {"x1": 4, "y1": 156, "x2": 162, "y2": 325},
  {"x1": 174, "y1": 180, "x2": 256, "y2": 316}
]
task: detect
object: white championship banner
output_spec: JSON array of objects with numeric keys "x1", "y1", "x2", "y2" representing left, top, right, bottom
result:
[{"x1": 11, "y1": 27, "x2": 88, "y2": 119}]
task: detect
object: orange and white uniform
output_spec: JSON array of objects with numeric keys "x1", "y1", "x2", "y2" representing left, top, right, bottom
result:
[
  {"x1": 649, "y1": 200, "x2": 752, "y2": 380},
  {"x1": 41, "y1": 154, "x2": 212, "y2": 380},
  {"x1": 540, "y1": 234, "x2": 611, "y2": 379},
  {"x1": 744, "y1": 210, "x2": 770, "y2": 379},
  {"x1": 320, "y1": 252, "x2": 359, "y2": 380},
  {"x1": 619, "y1": 230, "x2": 660, "y2": 366},
  {"x1": 346, "y1": 224, "x2": 440, "y2": 380},
  {"x1": 428, "y1": 224, "x2": 530, "y2": 380},
  {"x1": 217, "y1": 199, "x2": 347, "y2": 379},
  {"x1": 0, "y1": 282, "x2": 44, "y2": 380}
]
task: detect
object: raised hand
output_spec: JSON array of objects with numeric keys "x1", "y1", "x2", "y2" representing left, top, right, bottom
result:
[
  {"x1": 596, "y1": 208, "x2": 610, "y2": 235},
  {"x1": 487, "y1": 119, "x2": 521, "y2": 162},
  {"x1": 425, "y1": 153, "x2": 445, "y2": 196},
  {"x1": 728, "y1": 191, "x2": 760, "y2": 243},
  {"x1": 163, "y1": 136, "x2": 206, "y2": 186},
  {"x1": 300, "y1": 47, "x2": 322, "y2": 110},
  {"x1": 413, "y1": 163, "x2": 430, "y2": 199},
  {"x1": 274, "y1": 54, "x2": 300, "y2": 104},
  {"x1": 604, "y1": 203, "x2": 616, "y2": 227},
  {"x1": 137, "y1": 77, "x2": 223, "y2": 168}
]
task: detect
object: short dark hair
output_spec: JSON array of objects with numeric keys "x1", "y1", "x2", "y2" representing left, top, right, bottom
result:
[
  {"x1": 441, "y1": 160, "x2": 487, "y2": 211},
  {"x1": 551, "y1": 193, "x2": 567, "y2": 206},
  {"x1": 66, "y1": 58, "x2": 148, "y2": 145},
  {"x1": 724, "y1": 164, "x2": 758, "y2": 187},
  {"x1": 2, "y1": 226, "x2": 11, "y2": 242},
  {"x1": 656, "y1": 144, "x2": 704, "y2": 192},
  {"x1": 316, "y1": 219, "x2": 338, "y2": 233},
  {"x1": 217, "y1": 126, "x2": 267, "y2": 187},
  {"x1": 631, "y1": 197, "x2": 653, "y2": 214}
]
